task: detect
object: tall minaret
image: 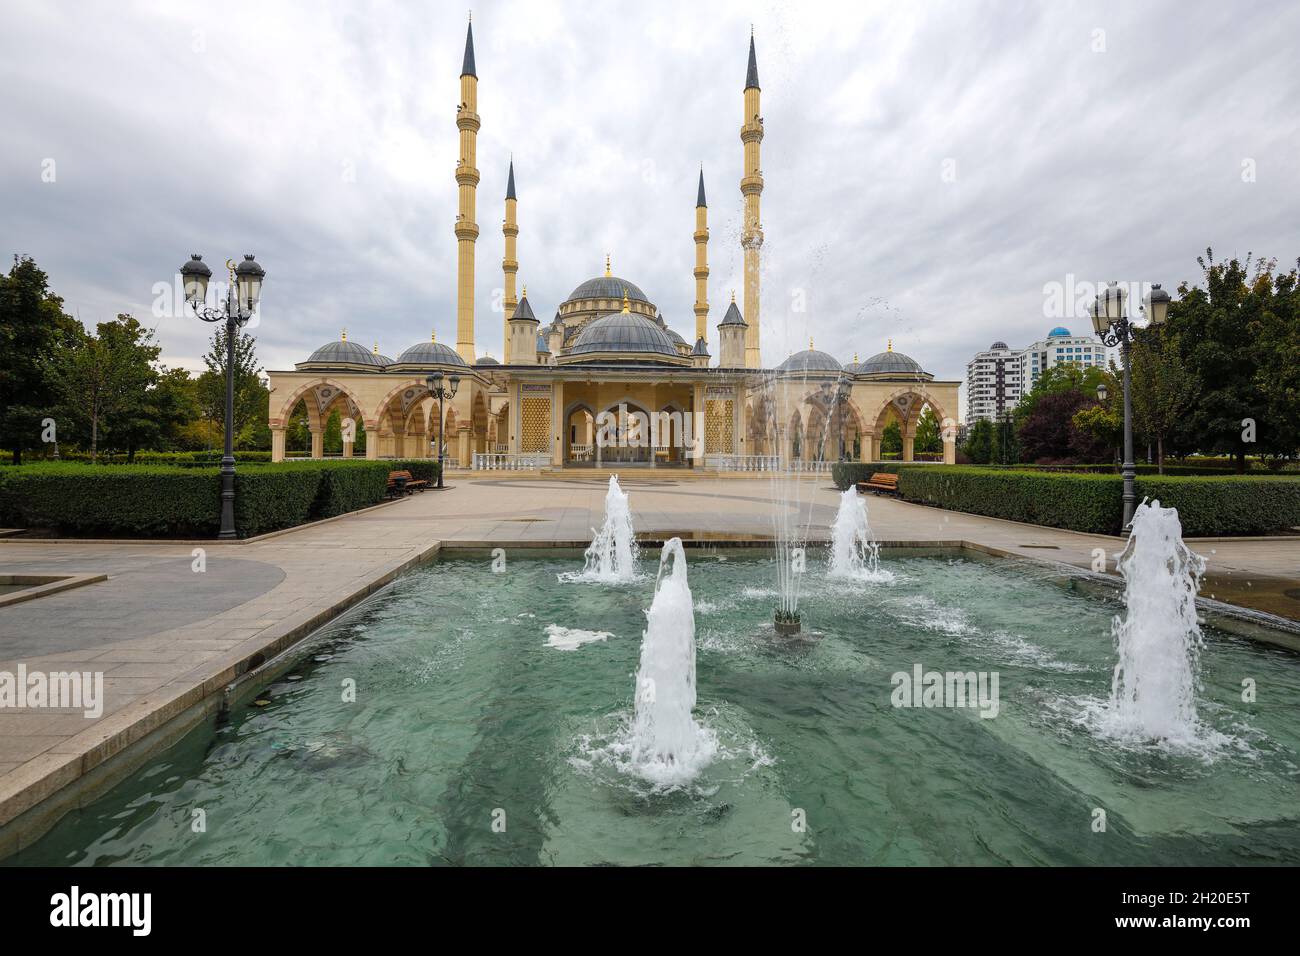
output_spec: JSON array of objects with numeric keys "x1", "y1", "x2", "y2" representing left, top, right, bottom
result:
[
  {"x1": 502, "y1": 158, "x2": 518, "y2": 362},
  {"x1": 693, "y1": 167, "x2": 710, "y2": 345},
  {"x1": 740, "y1": 30, "x2": 764, "y2": 369},
  {"x1": 454, "y1": 17, "x2": 480, "y2": 362}
]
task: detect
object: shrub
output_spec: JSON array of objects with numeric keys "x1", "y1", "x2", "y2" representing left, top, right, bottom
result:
[
  {"x1": 1136, "y1": 475, "x2": 1300, "y2": 537},
  {"x1": 897, "y1": 467, "x2": 1124, "y2": 534},
  {"x1": 829, "y1": 463, "x2": 1300, "y2": 536},
  {"x1": 0, "y1": 459, "x2": 401, "y2": 538},
  {"x1": 0, "y1": 463, "x2": 219, "y2": 536}
]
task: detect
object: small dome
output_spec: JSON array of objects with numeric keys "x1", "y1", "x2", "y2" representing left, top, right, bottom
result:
[
  {"x1": 565, "y1": 276, "x2": 650, "y2": 304},
  {"x1": 990, "y1": 340, "x2": 1008, "y2": 350},
  {"x1": 566, "y1": 312, "x2": 680, "y2": 359},
  {"x1": 777, "y1": 349, "x2": 842, "y2": 374},
  {"x1": 303, "y1": 339, "x2": 386, "y2": 367},
  {"x1": 393, "y1": 340, "x2": 468, "y2": 367},
  {"x1": 856, "y1": 350, "x2": 925, "y2": 376},
  {"x1": 1048, "y1": 326, "x2": 1072, "y2": 337},
  {"x1": 474, "y1": 355, "x2": 500, "y2": 366}
]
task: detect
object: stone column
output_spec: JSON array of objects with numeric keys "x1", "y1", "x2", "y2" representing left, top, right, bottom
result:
[
  {"x1": 943, "y1": 433, "x2": 957, "y2": 465},
  {"x1": 271, "y1": 426, "x2": 286, "y2": 463},
  {"x1": 458, "y1": 423, "x2": 472, "y2": 467},
  {"x1": 551, "y1": 380, "x2": 565, "y2": 467},
  {"x1": 342, "y1": 440, "x2": 354, "y2": 459},
  {"x1": 365, "y1": 421, "x2": 380, "y2": 460},
  {"x1": 310, "y1": 429, "x2": 324, "y2": 460},
  {"x1": 902, "y1": 427, "x2": 915, "y2": 463},
  {"x1": 859, "y1": 430, "x2": 873, "y2": 462}
]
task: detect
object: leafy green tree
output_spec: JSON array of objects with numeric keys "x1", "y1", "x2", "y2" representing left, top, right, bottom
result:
[
  {"x1": 0, "y1": 255, "x2": 80, "y2": 462},
  {"x1": 914, "y1": 407, "x2": 942, "y2": 454},
  {"x1": 1129, "y1": 325, "x2": 1199, "y2": 472},
  {"x1": 1249, "y1": 258, "x2": 1300, "y2": 467},
  {"x1": 45, "y1": 314, "x2": 160, "y2": 461},
  {"x1": 962, "y1": 419, "x2": 995, "y2": 464},
  {"x1": 197, "y1": 326, "x2": 269, "y2": 450},
  {"x1": 880, "y1": 421, "x2": 902, "y2": 456},
  {"x1": 114, "y1": 366, "x2": 201, "y2": 459},
  {"x1": 1165, "y1": 250, "x2": 1286, "y2": 471}
]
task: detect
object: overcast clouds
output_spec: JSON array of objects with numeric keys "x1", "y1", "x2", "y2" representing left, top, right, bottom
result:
[{"x1": 3, "y1": 0, "x2": 1298, "y2": 417}]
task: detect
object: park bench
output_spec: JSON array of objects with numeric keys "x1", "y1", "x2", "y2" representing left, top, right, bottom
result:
[
  {"x1": 387, "y1": 470, "x2": 429, "y2": 496},
  {"x1": 856, "y1": 472, "x2": 900, "y2": 496}
]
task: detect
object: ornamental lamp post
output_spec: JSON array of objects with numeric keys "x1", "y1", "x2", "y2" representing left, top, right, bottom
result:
[
  {"x1": 1091, "y1": 280, "x2": 1168, "y2": 531},
  {"x1": 425, "y1": 370, "x2": 460, "y2": 489},
  {"x1": 180, "y1": 253, "x2": 265, "y2": 539}
]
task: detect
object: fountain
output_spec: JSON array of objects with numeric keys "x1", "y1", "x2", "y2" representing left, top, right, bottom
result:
[
  {"x1": 1104, "y1": 498, "x2": 1208, "y2": 744},
  {"x1": 567, "y1": 474, "x2": 638, "y2": 582},
  {"x1": 627, "y1": 538, "x2": 713, "y2": 783},
  {"x1": 828, "y1": 488, "x2": 892, "y2": 582}
]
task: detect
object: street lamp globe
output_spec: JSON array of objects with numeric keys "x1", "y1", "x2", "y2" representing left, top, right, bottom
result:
[
  {"x1": 448, "y1": 374, "x2": 461, "y2": 397},
  {"x1": 180, "y1": 254, "x2": 212, "y2": 305},
  {"x1": 1145, "y1": 283, "x2": 1171, "y2": 326},
  {"x1": 234, "y1": 254, "x2": 265, "y2": 314},
  {"x1": 1102, "y1": 281, "x2": 1127, "y2": 323},
  {"x1": 426, "y1": 371, "x2": 443, "y2": 390}
]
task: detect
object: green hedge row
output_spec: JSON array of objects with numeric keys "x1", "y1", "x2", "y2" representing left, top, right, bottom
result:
[
  {"x1": 1, "y1": 450, "x2": 275, "y2": 467},
  {"x1": 0, "y1": 459, "x2": 435, "y2": 538},
  {"x1": 830, "y1": 461, "x2": 1287, "y2": 490},
  {"x1": 832, "y1": 463, "x2": 1300, "y2": 536}
]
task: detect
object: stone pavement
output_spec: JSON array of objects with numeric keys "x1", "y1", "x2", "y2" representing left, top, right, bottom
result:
[{"x1": 1, "y1": 475, "x2": 1297, "y2": 853}]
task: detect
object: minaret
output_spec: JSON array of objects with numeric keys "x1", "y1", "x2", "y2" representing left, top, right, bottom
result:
[
  {"x1": 693, "y1": 166, "x2": 710, "y2": 345},
  {"x1": 502, "y1": 158, "x2": 518, "y2": 362},
  {"x1": 740, "y1": 30, "x2": 764, "y2": 368},
  {"x1": 454, "y1": 17, "x2": 480, "y2": 362}
]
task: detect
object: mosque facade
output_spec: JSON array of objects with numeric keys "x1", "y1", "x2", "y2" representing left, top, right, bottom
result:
[{"x1": 266, "y1": 23, "x2": 960, "y2": 469}]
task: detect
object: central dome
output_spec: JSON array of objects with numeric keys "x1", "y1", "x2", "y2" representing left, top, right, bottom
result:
[
  {"x1": 301, "y1": 339, "x2": 386, "y2": 368},
  {"x1": 565, "y1": 312, "x2": 680, "y2": 360},
  {"x1": 393, "y1": 340, "x2": 468, "y2": 367},
  {"x1": 856, "y1": 350, "x2": 925, "y2": 376},
  {"x1": 565, "y1": 276, "x2": 650, "y2": 304}
]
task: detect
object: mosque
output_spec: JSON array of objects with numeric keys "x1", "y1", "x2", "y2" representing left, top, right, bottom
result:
[{"x1": 266, "y1": 22, "x2": 960, "y2": 469}]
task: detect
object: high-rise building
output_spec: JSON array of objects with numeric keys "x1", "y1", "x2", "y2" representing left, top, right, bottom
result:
[
  {"x1": 1019, "y1": 326, "x2": 1109, "y2": 393},
  {"x1": 965, "y1": 341, "x2": 1024, "y2": 423}
]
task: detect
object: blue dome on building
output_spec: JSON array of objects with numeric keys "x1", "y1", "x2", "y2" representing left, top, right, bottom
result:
[{"x1": 1048, "y1": 326, "x2": 1072, "y2": 337}]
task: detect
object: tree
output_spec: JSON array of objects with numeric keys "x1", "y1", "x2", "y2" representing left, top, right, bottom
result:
[
  {"x1": 197, "y1": 326, "x2": 270, "y2": 450},
  {"x1": 114, "y1": 366, "x2": 201, "y2": 459},
  {"x1": 1018, "y1": 389, "x2": 1109, "y2": 463},
  {"x1": 0, "y1": 255, "x2": 79, "y2": 462},
  {"x1": 1249, "y1": 258, "x2": 1300, "y2": 466},
  {"x1": 914, "y1": 407, "x2": 942, "y2": 454},
  {"x1": 880, "y1": 420, "x2": 902, "y2": 456},
  {"x1": 962, "y1": 419, "x2": 995, "y2": 464},
  {"x1": 1165, "y1": 250, "x2": 1283, "y2": 471},
  {"x1": 45, "y1": 314, "x2": 160, "y2": 461},
  {"x1": 1129, "y1": 326, "x2": 1199, "y2": 472}
]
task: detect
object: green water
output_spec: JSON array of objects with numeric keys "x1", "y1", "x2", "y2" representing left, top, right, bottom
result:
[{"x1": 12, "y1": 550, "x2": 1300, "y2": 866}]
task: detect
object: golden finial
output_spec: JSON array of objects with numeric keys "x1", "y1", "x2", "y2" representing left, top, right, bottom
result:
[
  {"x1": 431, "y1": 329, "x2": 437, "y2": 343},
  {"x1": 373, "y1": 342, "x2": 379, "y2": 354},
  {"x1": 854, "y1": 352, "x2": 859, "y2": 363},
  {"x1": 809, "y1": 336, "x2": 814, "y2": 350},
  {"x1": 341, "y1": 328, "x2": 347, "y2": 342},
  {"x1": 621, "y1": 288, "x2": 630, "y2": 313},
  {"x1": 730, "y1": 289, "x2": 736, "y2": 303},
  {"x1": 887, "y1": 338, "x2": 893, "y2": 352},
  {"x1": 522, "y1": 283, "x2": 527, "y2": 298},
  {"x1": 605, "y1": 254, "x2": 611, "y2": 277}
]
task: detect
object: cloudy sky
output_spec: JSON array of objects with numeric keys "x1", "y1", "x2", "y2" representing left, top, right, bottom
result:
[{"x1": 3, "y1": 0, "x2": 1298, "y2": 417}]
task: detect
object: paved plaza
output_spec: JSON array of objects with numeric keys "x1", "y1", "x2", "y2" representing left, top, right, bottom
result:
[{"x1": 1, "y1": 475, "x2": 1298, "y2": 853}]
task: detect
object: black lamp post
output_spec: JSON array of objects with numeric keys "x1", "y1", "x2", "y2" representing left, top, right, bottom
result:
[
  {"x1": 1090, "y1": 281, "x2": 1169, "y2": 529},
  {"x1": 180, "y1": 253, "x2": 265, "y2": 539},
  {"x1": 425, "y1": 370, "x2": 460, "y2": 489}
]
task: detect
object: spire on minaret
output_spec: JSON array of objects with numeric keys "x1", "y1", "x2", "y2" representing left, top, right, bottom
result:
[
  {"x1": 693, "y1": 165, "x2": 710, "y2": 344},
  {"x1": 745, "y1": 29, "x2": 760, "y2": 91},
  {"x1": 605, "y1": 254, "x2": 612, "y2": 277},
  {"x1": 505, "y1": 158, "x2": 516, "y2": 200},
  {"x1": 461, "y1": 18, "x2": 477, "y2": 78}
]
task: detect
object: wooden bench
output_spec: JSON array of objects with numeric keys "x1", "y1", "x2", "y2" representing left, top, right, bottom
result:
[
  {"x1": 387, "y1": 470, "x2": 429, "y2": 496},
  {"x1": 856, "y1": 472, "x2": 900, "y2": 495}
]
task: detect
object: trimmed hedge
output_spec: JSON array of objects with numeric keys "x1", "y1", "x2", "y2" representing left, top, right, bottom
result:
[
  {"x1": 0, "y1": 460, "x2": 401, "y2": 538},
  {"x1": 1, "y1": 450, "x2": 275, "y2": 467},
  {"x1": 829, "y1": 460, "x2": 1287, "y2": 490},
  {"x1": 830, "y1": 463, "x2": 1300, "y2": 536},
  {"x1": 0, "y1": 464, "x2": 221, "y2": 537}
]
